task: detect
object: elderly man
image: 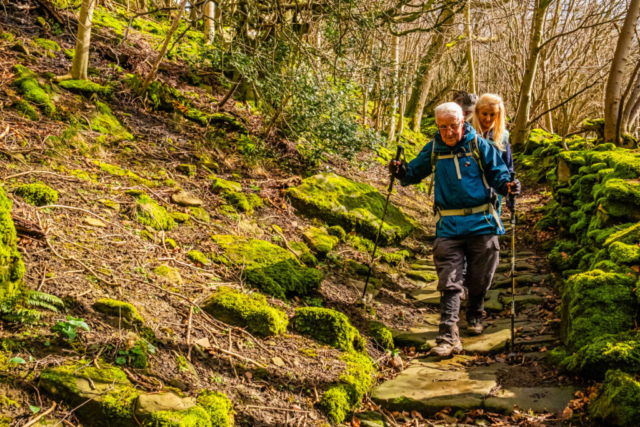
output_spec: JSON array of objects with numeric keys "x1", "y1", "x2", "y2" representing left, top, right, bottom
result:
[{"x1": 389, "y1": 102, "x2": 520, "y2": 357}]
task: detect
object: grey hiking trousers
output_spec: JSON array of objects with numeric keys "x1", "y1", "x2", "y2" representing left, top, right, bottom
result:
[{"x1": 432, "y1": 234, "x2": 500, "y2": 344}]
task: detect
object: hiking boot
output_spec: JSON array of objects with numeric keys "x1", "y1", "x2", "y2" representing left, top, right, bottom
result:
[
  {"x1": 430, "y1": 340, "x2": 463, "y2": 357},
  {"x1": 467, "y1": 319, "x2": 484, "y2": 336}
]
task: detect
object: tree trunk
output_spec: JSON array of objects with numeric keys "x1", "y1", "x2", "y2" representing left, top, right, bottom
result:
[
  {"x1": 204, "y1": 1, "x2": 215, "y2": 43},
  {"x1": 622, "y1": 63, "x2": 640, "y2": 131},
  {"x1": 140, "y1": 0, "x2": 188, "y2": 95},
  {"x1": 70, "y1": 0, "x2": 97, "y2": 80},
  {"x1": 511, "y1": 0, "x2": 553, "y2": 149},
  {"x1": 387, "y1": 30, "x2": 400, "y2": 141},
  {"x1": 604, "y1": 0, "x2": 640, "y2": 145},
  {"x1": 465, "y1": 0, "x2": 476, "y2": 94},
  {"x1": 405, "y1": 7, "x2": 455, "y2": 132}
]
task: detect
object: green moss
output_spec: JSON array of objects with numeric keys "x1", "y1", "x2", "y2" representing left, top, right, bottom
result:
[
  {"x1": 291, "y1": 307, "x2": 366, "y2": 352},
  {"x1": 127, "y1": 191, "x2": 175, "y2": 231},
  {"x1": 14, "y1": 99, "x2": 38, "y2": 121},
  {"x1": 0, "y1": 188, "x2": 23, "y2": 311},
  {"x1": 289, "y1": 241, "x2": 318, "y2": 267},
  {"x1": 218, "y1": 205, "x2": 239, "y2": 221},
  {"x1": 154, "y1": 265, "x2": 182, "y2": 284},
  {"x1": 64, "y1": 48, "x2": 75, "y2": 58},
  {"x1": 303, "y1": 226, "x2": 339, "y2": 255},
  {"x1": 381, "y1": 250, "x2": 410, "y2": 266},
  {"x1": 368, "y1": 321, "x2": 394, "y2": 350},
  {"x1": 223, "y1": 192, "x2": 253, "y2": 213},
  {"x1": 609, "y1": 242, "x2": 640, "y2": 265},
  {"x1": 94, "y1": 161, "x2": 158, "y2": 187},
  {"x1": 165, "y1": 238, "x2": 178, "y2": 249},
  {"x1": 13, "y1": 65, "x2": 55, "y2": 117},
  {"x1": 320, "y1": 385, "x2": 351, "y2": 424},
  {"x1": 564, "y1": 270, "x2": 637, "y2": 350},
  {"x1": 286, "y1": 173, "x2": 414, "y2": 245},
  {"x1": 548, "y1": 240, "x2": 580, "y2": 271},
  {"x1": 187, "y1": 250, "x2": 210, "y2": 266},
  {"x1": 170, "y1": 212, "x2": 190, "y2": 223},
  {"x1": 210, "y1": 178, "x2": 242, "y2": 194},
  {"x1": 202, "y1": 286, "x2": 288, "y2": 336},
  {"x1": 59, "y1": 79, "x2": 112, "y2": 98},
  {"x1": 347, "y1": 235, "x2": 380, "y2": 257},
  {"x1": 14, "y1": 182, "x2": 58, "y2": 206},
  {"x1": 93, "y1": 298, "x2": 144, "y2": 325},
  {"x1": 196, "y1": 391, "x2": 233, "y2": 427},
  {"x1": 327, "y1": 225, "x2": 347, "y2": 240},
  {"x1": 144, "y1": 406, "x2": 212, "y2": 427},
  {"x1": 189, "y1": 206, "x2": 210, "y2": 223},
  {"x1": 2, "y1": 32, "x2": 14, "y2": 42},
  {"x1": 590, "y1": 370, "x2": 640, "y2": 426},
  {"x1": 177, "y1": 164, "x2": 196, "y2": 177},
  {"x1": 605, "y1": 222, "x2": 640, "y2": 247},
  {"x1": 212, "y1": 235, "x2": 322, "y2": 299},
  {"x1": 102, "y1": 386, "x2": 139, "y2": 426},
  {"x1": 90, "y1": 102, "x2": 133, "y2": 141},
  {"x1": 561, "y1": 331, "x2": 640, "y2": 380},
  {"x1": 34, "y1": 38, "x2": 60, "y2": 52}
]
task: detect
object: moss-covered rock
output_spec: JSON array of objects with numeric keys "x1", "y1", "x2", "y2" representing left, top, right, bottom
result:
[
  {"x1": 211, "y1": 178, "x2": 241, "y2": 193},
  {"x1": 563, "y1": 270, "x2": 637, "y2": 350},
  {"x1": 90, "y1": 102, "x2": 133, "y2": 141},
  {"x1": 291, "y1": 307, "x2": 366, "y2": 352},
  {"x1": 0, "y1": 187, "x2": 25, "y2": 311},
  {"x1": 303, "y1": 226, "x2": 339, "y2": 256},
  {"x1": 212, "y1": 235, "x2": 322, "y2": 299},
  {"x1": 93, "y1": 298, "x2": 144, "y2": 325},
  {"x1": 14, "y1": 99, "x2": 38, "y2": 120},
  {"x1": 170, "y1": 212, "x2": 190, "y2": 223},
  {"x1": 94, "y1": 161, "x2": 158, "y2": 187},
  {"x1": 609, "y1": 242, "x2": 640, "y2": 265},
  {"x1": 14, "y1": 182, "x2": 58, "y2": 206},
  {"x1": 289, "y1": 241, "x2": 318, "y2": 267},
  {"x1": 59, "y1": 79, "x2": 112, "y2": 98},
  {"x1": 34, "y1": 38, "x2": 60, "y2": 53},
  {"x1": 127, "y1": 191, "x2": 175, "y2": 231},
  {"x1": 187, "y1": 250, "x2": 210, "y2": 266},
  {"x1": 590, "y1": 370, "x2": 640, "y2": 426},
  {"x1": 13, "y1": 65, "x2": 55, "y2": 117},
  {"x1": 368, "y1": 321, "x2": 394, "y2": 350},
  {"x1": 189, "y1": 206, "x2": 210, "y2": 223},
  {"x1": 286, "y1": 173, "x2": 414, "y2": 245},
  {"x1": 327, "y1": 225, "x2": 346, "y2": 241},
  {"x1": 223, "y1": 191, "x2": 262, "y2": 213},
  {"x1": 202, "y1": 286, "x2": 288, "y2": 336},
  {"x1": 154, "y1": 265, "x2": 182, "y2": 285}
]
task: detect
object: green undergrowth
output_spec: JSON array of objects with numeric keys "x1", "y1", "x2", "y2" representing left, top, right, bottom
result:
[
  {"x1": 202, "y1": 286, "x2": 288, "y2": 336},
  {"x1": 14, "y1": 182, "x2": 58, "y2": 206},
  {"x1": 93, "y1": 161, "x2": 159, "y2": 187},
  {"x1": 126, "y1": 190, "x2": 175, "y2": 231},
  {"x1": 13, "y1": 64, "x2": 55, "y2": 118},
  {"x1": 291, "y1": 307, "x2": 366, "y2": 352}
]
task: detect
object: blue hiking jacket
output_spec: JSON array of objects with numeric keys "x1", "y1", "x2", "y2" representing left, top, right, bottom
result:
[{"x1": 400, "y1": 122, "x2": 511, "y2": 238}]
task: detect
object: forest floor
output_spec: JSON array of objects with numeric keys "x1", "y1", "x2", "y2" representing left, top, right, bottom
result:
[{"x1": 0, "y1": 4, "x2": 596, "y2": 427}]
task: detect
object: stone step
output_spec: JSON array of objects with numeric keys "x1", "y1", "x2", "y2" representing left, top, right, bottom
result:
[
  {"x1": 493, "y1": 274, "x2": 552, "y2": 289},
  {"x1": 392, "y1": 314, "x2": 529, "y2": 354},
  {"x1": 500, "y1": 249, "x2": 536, "y2": 257},
  {"x1": 409, "y1": 263, "x2": 436, "y2": 271},
  {"x1": 495, "y1": 261, "x2": 538, "y2": 273},
  {"x1": 406, "y1": 270, "x2": 438, "y2": 282},
  {"x1": 371, "y1": 355, "x2": 576, "y2": 416}
]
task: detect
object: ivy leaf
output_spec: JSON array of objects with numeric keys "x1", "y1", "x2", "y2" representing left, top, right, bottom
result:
[
  {"x1": 9, "y1": 357, "x2": 26, "y2": 365},
  {"x1": 29, "y1": 405, "x2": 40, "y2": 414}
]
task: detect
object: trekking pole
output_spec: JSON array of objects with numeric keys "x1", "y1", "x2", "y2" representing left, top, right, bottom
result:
[
  {"x1": 361, "y1": 145, "x2": 404, "y2": 303},
  {"x1": 509, "y1": 172, "x2": 517, "y2": 356}
]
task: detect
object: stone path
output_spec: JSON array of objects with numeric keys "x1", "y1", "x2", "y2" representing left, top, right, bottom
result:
[{"x1": 371, "y1": 240, "x2": 574, "y2": 420}]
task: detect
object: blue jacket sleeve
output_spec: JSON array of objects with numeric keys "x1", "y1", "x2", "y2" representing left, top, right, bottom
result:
[
  {"x1": 400, "y1": 141, "x2": 434, "y2": 186},
  {"x1": 478, "y1": 138, "x2": 511, "y2": 193}
]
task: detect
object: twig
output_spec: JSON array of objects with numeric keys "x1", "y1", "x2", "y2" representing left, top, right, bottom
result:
[
  {"x1": 271, "y1": 224, "x2": 301, "y2": 261},
  {"x1": 207, "y1": 343, "x2": 267, "y2": 369},
  {"x1": 53, "y1": 384, "x2": 116, "y2": 427},
  {"x1": 186, "y1": 305, "x2": 194, "y2": 361},
  {"x1": 0, "y1": 125, "x2": 9, "y2": 139},
  {"x1": 36, "y1": 263, "x2": 48, "y2": 291},
  {"x1": 244, "y1": 405, "x2": 310, "y2": 413},
  {"x1": 24, "y1": 402, "x2": 57, "y2": 427}
]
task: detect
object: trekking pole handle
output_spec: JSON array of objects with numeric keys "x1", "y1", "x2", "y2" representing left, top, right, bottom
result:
[
  {"x1": 509, "y1": 172, "x2": 517, "y2": 213},
  {"x1": 389, "y1": 145, "x2": 404, "y2": 190}
]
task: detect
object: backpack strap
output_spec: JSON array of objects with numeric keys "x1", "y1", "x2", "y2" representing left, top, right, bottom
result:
[{"x1": 470, "y1": 135, "x2": 490, "y2": 190}]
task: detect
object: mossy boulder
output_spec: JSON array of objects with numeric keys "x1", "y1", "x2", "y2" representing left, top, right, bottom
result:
[
  {"x1": 320, "y1": 352, "x2": 376, "y2": 424},
  {"x1": 187, "y1": 250, "x2": 210, "y2": 266},
  {"x1": 303, "y1": 226, "x2": 339, "y2": 256},
  {"x1": 14, "y1": 99, "x2": 38, "y2": 120},
  {"x1": 0, "y1": 187, "x2": 25, "y2": 309},
  {"x1": 327, "y1": 225, "x2": 346, "y2": 241},
  {"x1": 189, "y1": 206, "x2": 210, "y2": 223},
  {"x1": 289, "y1": 241, "x2": 318, "y2": 267},
  {"x1": 210, "y1": 178, "x2": 242, "y2": 194},
  {"x1": 59, "y1": 79, "x2": 112, "y2": 98},
  {"x1": 286, "y1": 173, "x2": 414, "y2": 245},
  {"x1": 93, "y1": 298, "x2": 144, "y2": 325},
  {"x1": 127, "y1": 191, "x2": 175, "y2": 231},
  {"x1": 202, "y1": 286, "x2": 288, "y2": 336},
  {"x1": 154, "y1": 265, "x2": 182, "y2": 285},
  {"x1": 291, "y1": 307, "x2": 366, "y2": 352},
  {"x1": 609, "y1": 242, "x2": 640, "y2": 265},
  {"x1": 212, "y1": 235, "x2": 322, "y2": 299},
  {"x1": 90, "y1": 102, "x2": 133, "y2": 141},
  {"x1": 14, "y1": 182, "x2": 58, "y2": 206},
  {"x1": 223, "y1": 191, "x2": 262, "y2": 213},
  {"x1": 563, "y1": 270, "x2": 637, "y2": 351},
  {"x1": 13, "y1": 65, "x2": 55, "y2": 117},
  {"x1": 34, "y1": 38, "x2": 60, "y2": 53},
  {"x1": 368, "y1": 321, "x2": 394, "y2": 350},
  {"x1": 170, "y1": 212, "x2": 190, "y2": 223},
  {"x1": 94, "y1": 162, "x2": 158, "y2": 187},
  {"x1": 590, "y1": 370, "x2": 640, "y2": 426}
]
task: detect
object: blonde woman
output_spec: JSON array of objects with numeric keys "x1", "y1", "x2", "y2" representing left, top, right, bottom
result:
[{"x1": 472, "y1": 94, "x2": 515, "y2": 212}]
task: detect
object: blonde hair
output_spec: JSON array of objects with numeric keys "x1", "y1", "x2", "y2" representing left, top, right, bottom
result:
[{"x1": 472, "y1": 93, "x2": 506, "y2": 151}]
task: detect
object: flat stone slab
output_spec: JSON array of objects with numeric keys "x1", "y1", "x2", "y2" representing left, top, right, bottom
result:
[
  {"x1": 409, "y1": 263, "x2": 436, "y2": 271},
  {"x1": 494, "y1": 274, "x2": 552, "y2": 288},
  {"x1": 392, "y1": 314, "x2": 526, "y2": 354},
  {"x1": 372, "y1": 356, "x2": 501, "y2": 415},
  {"x1": 485, "y1": 386, "x2": 576, "y2": 414},
  {"x1": 407, "y1": 270, "x2": 438, "y2": 282},
  {"x1": 515, "y1": 334, "x2": 557, "y2": 345}
]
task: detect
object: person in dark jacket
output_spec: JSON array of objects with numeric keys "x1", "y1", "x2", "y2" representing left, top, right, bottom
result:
[
  {"x1": 389, "y1": 102, "x2": 521, "y2": 357},
  {"x1": 472, "y1": 93, "x2": 515, "y2": 214}
]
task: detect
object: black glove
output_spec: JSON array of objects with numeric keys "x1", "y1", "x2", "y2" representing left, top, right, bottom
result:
[
  {"x1": 500, "y1": 178, "x2": 521, "y2": 197},
  {"x1": 388, "y1": 160, "x2": 407, "y2": 179}
]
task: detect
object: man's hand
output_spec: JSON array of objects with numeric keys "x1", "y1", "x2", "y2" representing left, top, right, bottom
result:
[
  {"x1": 502, "y1": 178, "x2": 521, "y2": 196},
  {"x1": 388, "y1": 160, "x2": 406, "y2": 179}
]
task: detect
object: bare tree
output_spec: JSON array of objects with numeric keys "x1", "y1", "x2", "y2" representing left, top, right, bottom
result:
[{"x1": 58, "y1": 0, "x2": 96, "y2": 81}]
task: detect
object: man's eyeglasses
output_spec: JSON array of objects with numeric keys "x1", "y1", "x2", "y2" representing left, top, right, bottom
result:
[{"x1": 438, "y1": 122, "x2": 462, "y2": 132}]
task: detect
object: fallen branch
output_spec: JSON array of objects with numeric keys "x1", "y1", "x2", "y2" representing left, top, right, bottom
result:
[
  {"x1": 24, "y1": 402, "x2": 57, "y2": 427},
  {"x1": 206, "y1": 344, "x2": 267, "y2": 369}
]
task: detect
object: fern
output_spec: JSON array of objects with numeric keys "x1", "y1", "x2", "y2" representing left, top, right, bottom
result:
[
  {"x1": 3, "y1": 308, "x2": 43, "y2": 323},
  {"x1": 27, "y1": 291, "x2": 64, "y2": 313}
]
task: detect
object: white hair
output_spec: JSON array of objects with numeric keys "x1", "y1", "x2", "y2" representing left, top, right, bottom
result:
[{"x1": 435, "y1": 102, "x2": 464, "y2": 122}]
